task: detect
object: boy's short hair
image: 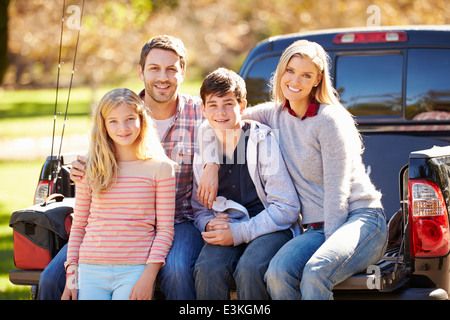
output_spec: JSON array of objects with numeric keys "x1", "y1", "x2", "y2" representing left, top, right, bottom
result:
[
  {"x1": 200, "y1": 68, "x2": 247, "y2": 104},
  {"x1": 139, "y1": 35, "x2": 187, "y2": 71}
]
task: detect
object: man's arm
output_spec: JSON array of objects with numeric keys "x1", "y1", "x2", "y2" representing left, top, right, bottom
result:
[{"x1": 69, "y1": 155, "x2": 87, "y2": 182}]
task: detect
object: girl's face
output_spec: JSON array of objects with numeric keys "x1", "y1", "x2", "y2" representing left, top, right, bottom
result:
[
  {"x1": 280, "y1": 56, "x2": 322, "y2": 107},
  {"x1": 105, "y1": 103, "x2": 141, "y2": 151}
]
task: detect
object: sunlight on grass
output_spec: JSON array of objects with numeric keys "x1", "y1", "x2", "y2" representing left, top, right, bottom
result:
[{"x1": 0, "y1": 160, "x2": 43, "y2": 300}]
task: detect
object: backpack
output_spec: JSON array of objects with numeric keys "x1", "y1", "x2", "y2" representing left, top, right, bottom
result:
[{"x1": 9, "y1": 194, "x2": 74, "y2": 270}]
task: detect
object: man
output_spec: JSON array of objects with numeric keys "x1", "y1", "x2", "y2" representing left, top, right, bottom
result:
[{"x1": 38, "y1": 35, "x2": 216, "y2": 300}]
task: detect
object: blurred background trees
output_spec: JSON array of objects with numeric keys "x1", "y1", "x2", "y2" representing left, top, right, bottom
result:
[{"x1": 1, "y1": 0, "x2": 449, "y2": 89}]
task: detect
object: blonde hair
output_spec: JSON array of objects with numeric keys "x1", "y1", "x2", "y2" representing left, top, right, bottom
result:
[
  {"x1": 86, "y1": 88, "x2": 170, "y2": 196},
  {"x1": 271, "y1": 39, "x2": 340, "y2": 106}
]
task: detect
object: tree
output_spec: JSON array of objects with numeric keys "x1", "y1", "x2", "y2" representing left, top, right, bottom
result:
[{"x1": 0, "y1": 0, "x2": 9, "y2": 85}]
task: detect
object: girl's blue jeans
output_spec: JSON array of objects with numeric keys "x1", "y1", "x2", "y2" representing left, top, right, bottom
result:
[
  {"x1": 78, "y1": 264, "x2": 146, "y2": 300},
  {"x1": 265, "y1": 208, "x2": 388, "y2": 300}
]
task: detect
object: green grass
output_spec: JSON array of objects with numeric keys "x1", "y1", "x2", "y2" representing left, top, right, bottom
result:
[{"x1": 0, "y1": 160, "x2": 44, "y2": 300}]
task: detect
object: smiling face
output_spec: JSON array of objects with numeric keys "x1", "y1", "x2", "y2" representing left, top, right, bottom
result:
[
  {"x1": 105, "y1": 103, "x2": 141, "y2": 154},
  {"x1": 281, "y1": 55, "x2": 322, "y2": 113},
  {"x1": 138, "y1": 48, "x2": 185, "y2": 106},
  {"x1": 202, "y1": 92, "x2": 246, "y2": 132}
]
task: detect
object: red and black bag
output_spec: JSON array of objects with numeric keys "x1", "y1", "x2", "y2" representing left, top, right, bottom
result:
[{"x1": 9, "y1": 194, "x2": 74, "y2": 270}]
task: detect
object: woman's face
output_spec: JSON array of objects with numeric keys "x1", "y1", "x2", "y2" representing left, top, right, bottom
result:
[{"x1": 280, "y1": 56, "x2": 322, "y2": 106}]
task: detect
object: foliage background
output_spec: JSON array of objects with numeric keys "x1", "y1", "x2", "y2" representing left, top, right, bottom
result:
[{"x1": 3, "y1": 0, "x2": 450, "y2": 90}]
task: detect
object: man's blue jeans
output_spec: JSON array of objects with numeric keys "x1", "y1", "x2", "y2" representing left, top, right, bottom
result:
[
  {"x1": 38, "y1": 221, "x2": 203, "y2": 300},
  {"x1": 194, "y1": 229, "x2": 292, "y2": 300},
  {"x1": 265, "y1": 208, "x2": 388, "y2": 300}
]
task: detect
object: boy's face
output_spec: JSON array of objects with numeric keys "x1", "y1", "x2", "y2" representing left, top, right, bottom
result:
[{"x1": 202, "y1": 92, "x2": 247, "y2": 131}]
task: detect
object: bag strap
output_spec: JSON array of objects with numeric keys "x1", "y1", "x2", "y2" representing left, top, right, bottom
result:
[{"x1": 40, "y1": 193, "x2": 65, "y2": 207}]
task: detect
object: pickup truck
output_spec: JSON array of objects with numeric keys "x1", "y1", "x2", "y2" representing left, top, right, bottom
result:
[{"x1": 9, "y1": 25, "x2": 450, "y2": 300}]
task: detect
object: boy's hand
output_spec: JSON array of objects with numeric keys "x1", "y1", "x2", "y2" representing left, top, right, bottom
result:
[
  {"x1": 202, "y1": 228, "x2": 234, "y2": 246},
  {"x1": 70, "y1": 155, "x2": 87, "y2": 182},
  {"x1": 197, "y1": 163, "x2": 219, "y2": 209},
  {"x1": 205, "y1": 214, "x2": 230, "y2": 232}
]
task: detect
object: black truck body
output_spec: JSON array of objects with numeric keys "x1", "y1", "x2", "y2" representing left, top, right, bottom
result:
[{"x1": 9, "y1": 26, "x2": 450, "y2": 300}]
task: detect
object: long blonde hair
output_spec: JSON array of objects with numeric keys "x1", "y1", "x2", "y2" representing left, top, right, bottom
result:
[
  {"x1": 86, "y1": 88, "x2": 170, "y2": 196},
  {"x1": 271, "y1": 39, "x2": 340, "y2": 106}
]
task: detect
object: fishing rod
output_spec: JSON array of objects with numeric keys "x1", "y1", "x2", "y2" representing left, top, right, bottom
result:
[{"x1": 48, "y1": 0, "x2": 85, "y2": 198}]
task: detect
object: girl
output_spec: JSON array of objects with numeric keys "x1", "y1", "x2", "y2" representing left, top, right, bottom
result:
[
  {"x1": 61, "y1": 88, "x2": 176, "y2": 300},
  {"x1": 245, "y1": 39, "x2": 388, "y2": 300}
]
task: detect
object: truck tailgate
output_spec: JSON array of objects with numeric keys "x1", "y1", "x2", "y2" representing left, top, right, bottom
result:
[{"x1": 334, "y1": 246, "x2": 408, "y2": 292}]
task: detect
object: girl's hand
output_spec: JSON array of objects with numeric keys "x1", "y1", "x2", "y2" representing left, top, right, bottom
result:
[
  {"x1": 61, "y1": 272, "x2": 78, "y2": 300},
  {"x1": 129, "y1": 263, "x2": 162, "y2": 300}
]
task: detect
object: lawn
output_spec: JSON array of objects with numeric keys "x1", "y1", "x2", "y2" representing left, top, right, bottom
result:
[
  {"x1": 0, "y1": 160, "x2": 44, "y2": 299},
  {"x1": 0, "y1": 80, "x2": 201, "y2": 299}
]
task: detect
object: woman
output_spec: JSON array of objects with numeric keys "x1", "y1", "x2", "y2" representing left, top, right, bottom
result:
[{"x1": 242, "y1": 39, "x2": 388, "y2": 300}]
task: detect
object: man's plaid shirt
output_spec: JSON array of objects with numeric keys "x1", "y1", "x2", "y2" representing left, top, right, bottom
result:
[{"x1": 141, "y1": 91, "x2": 204, "y2": 224}]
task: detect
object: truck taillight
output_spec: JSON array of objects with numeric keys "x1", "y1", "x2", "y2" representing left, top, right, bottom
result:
[
  {"x1": 34, "y1": 180, "x2": 54, "y2": 204},
  {"x1": 409, "y1": 180, "x2": 450, "y2": 258}
]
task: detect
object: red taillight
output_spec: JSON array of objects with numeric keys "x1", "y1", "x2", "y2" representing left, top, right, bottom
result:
[
  {"x1": 333, "y1": 31, "x2": 407, "y2": 44},
  {"x1": 34, "y1": 180, "x2": 54, "y2": 204},
  {"x1": 409, "y1": 180, "x2": 450, "y2": 258}
]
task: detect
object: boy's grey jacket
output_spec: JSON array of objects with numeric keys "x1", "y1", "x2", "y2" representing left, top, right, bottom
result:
[{"x1": 192, "y1": 120, "x2": 302, "y2": 246}]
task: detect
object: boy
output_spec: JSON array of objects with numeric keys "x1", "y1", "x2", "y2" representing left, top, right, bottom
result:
[{"x1": 192, "y1": 68, "x2": 301, "y2": 300}]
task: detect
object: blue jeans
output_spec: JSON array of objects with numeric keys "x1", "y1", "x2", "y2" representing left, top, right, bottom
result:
[
  {"x1": 78, "y1": 264, "x2": 146, "y2": 300},
  {"x1": 194, "y1": 230, "x2": 292, "y2": 300},
  {"x1": 38, "y1": 221, "x2": 203, "y2": 300},
  {"x1": 265, "y1": 208, "x2": 388, "y2": 300}
]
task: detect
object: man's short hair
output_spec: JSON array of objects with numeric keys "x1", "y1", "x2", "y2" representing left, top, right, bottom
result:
[{"x1": 139, "y1": 35, "x2": 187, "y2": 71}]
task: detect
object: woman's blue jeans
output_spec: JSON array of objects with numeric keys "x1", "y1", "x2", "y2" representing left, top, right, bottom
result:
[
  {"x1": 265, "y1": 208, "x2": 388, "y2": 300},
  {"x1": 194, "y1": 229, "x2": 292, "y2": 300}
]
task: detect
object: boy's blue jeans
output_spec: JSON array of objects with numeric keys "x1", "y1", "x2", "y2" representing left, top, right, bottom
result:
[
  {"x1": 38, "y1": 221, "x2": 203, "y2": 300},
  {"x1": 194, "y1": 229, "x2": 292, "y2": 300},
  {"x1": 265, "y1": 208, "x2": 388, "y2": 300}
]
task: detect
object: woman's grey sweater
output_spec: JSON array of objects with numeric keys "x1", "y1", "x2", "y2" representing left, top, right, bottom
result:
[{"x1": 244, "y1": 102, "x2": 382, "y2": 238}]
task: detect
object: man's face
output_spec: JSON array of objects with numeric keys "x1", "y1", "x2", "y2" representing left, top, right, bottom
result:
[{"x1": 138, "y1": 48, "x2": 185, "y2": 105}]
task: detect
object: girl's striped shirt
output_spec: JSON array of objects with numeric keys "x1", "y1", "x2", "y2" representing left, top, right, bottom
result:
[{"x1": 66, "y1": 159, "x2": 176, "y2": 267}]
